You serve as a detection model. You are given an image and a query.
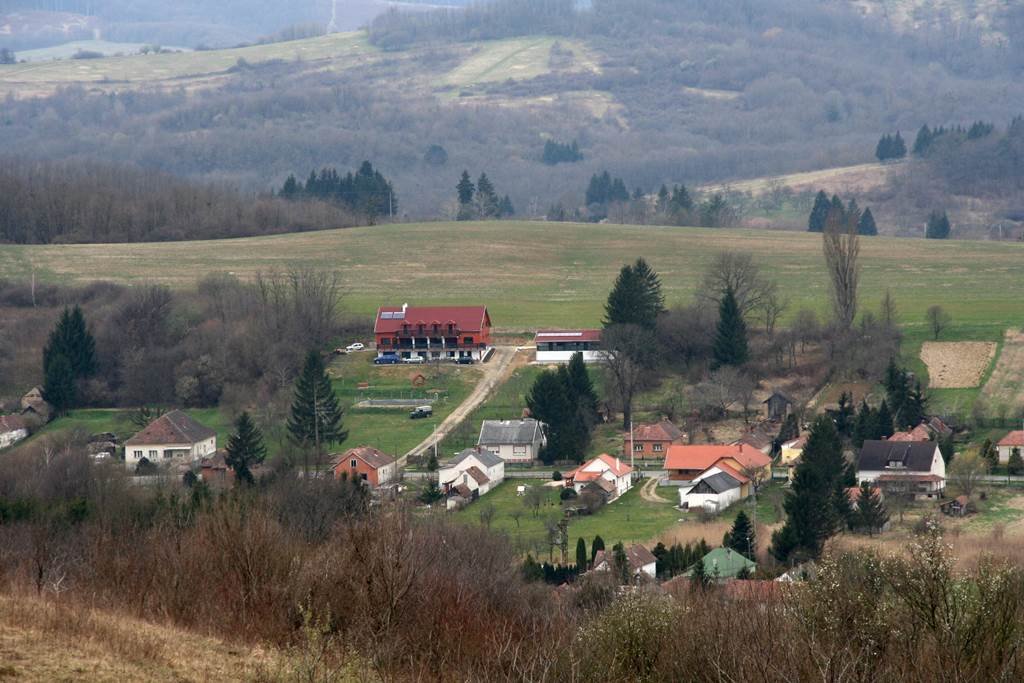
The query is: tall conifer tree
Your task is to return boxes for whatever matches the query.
[712,287,749,368]
[225,411,267,485]
[288,351,347,454]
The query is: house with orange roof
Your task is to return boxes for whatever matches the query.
[625,419,686,460]
[889,424,932,442]
[565,454,633,501]
[997,430,1024,464]
[678,463,750,512]
[662,443,772,484]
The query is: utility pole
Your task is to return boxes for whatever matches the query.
[629,419,634,470]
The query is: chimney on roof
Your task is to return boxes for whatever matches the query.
[402,302,408,315]
[615,457,621,471]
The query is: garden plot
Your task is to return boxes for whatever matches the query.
[981,329,1024,408]
[920,341,996,388]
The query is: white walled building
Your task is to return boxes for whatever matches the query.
[124,410,216,471]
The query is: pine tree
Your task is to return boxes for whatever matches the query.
[875,400,894,439]
[771,415,853,562]
[727,510,756,559]
[835,391,854,437]
[671,184,693,212]
[43,305,96,381]
[631,257,665,327]
[476,173,498,217]
[808,190,830,232]
[526,370,575,463]
[690,555,709,590]
[497,195,515,217]
[912,124,933,156]
[604,259,665,330]
[926,210,951,239]
[281,174,299,197]
[43,353,76,416]
[981,438,998,470]
[854,482,889,536]
[857,207,878,236]
[576,537,588,571]
[1010,449,1024,476]
[829,194,846,224]
[591,535,605,563]
[565,352,599,426]
[875,134,892,161]
[224,411,267,485]
[712,287,749,368]
[287,351,347,454]
[845,199,861,226]
[456,170,475,205]
[892,131,907,158]
[656,185,670,213]
[852,400,876,448]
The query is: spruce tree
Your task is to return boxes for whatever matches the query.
[591,535,605,563]
[456,170,475,205]
[576,537,588,571]
[287,350,347,454]
[43,305,96,380]
[857,207,878,236]
[476,173,498,217]
[604,260,663,329]
[852,400,876,448]
[712,287,749,368]
[526,370,575,463]
[875,400,894,439]
[912,124,933,156]
[771,415,853,562]
[892,131,907,158]
[565,352,599,426]
[808,190,830,232]
[875,134,892,161]
[835,391,854,437]
[1009,448,1024,476]
[981,438,998,470]
[224,411,267,485]
[631,257,665,327]
[926,210,951,239]
[854,482,888,535]
[829,194,846,224]
[557,365,591,461]
[727,510,756,559]
[43,353,76,416]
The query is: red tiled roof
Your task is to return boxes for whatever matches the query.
[998,430,1024,447]
[332,446,396,470]
[664,444,771,473]
[631,420,684,443]
[374,305,489,335]
[568,453,632,481]
[712,461,750,485]
[534,329,601,344]
[0,414,27,432]
[125,410,216,446]
[889,425,932,442]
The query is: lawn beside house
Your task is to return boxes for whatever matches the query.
[456,478,683,559]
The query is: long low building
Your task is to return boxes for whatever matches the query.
[534,329,604,363]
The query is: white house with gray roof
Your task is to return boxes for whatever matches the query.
[439,447,505,509]
[477,418,546,463]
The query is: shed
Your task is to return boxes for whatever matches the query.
[762,391,794,421]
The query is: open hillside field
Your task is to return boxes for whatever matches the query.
[3,221,1023,335]
[699,161,904,198]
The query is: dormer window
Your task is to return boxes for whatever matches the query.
[888,460,904,469]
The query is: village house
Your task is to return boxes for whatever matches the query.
[199,452,233,487]
[687,547,756,581]
[477,418,546,463]
[20,386,52,424]
[439,447,505,509]
[780,435,806,481]
[592,544,657,580]
[564,454,633,501]
[533,329,604,363]
[996,430,1024,464]
[762,391,795,421]
[374,304,492,362]
[625,419,686,460]
[856,439,946,500]
[330,446,398,487]
[663,443,772,484]
[0,414,28,449]
[731,424,774,455]
[678,464,749,513]
[124,410,216,471]
[889,424,932,442]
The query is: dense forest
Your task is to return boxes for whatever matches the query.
[0,158,359,243]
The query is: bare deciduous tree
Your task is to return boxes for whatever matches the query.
[601,324,654,430]
[949,449,987,496]
[699,251,776,319]
[926,305,952,340]
[759,289,789,339]
[823,210,860,330]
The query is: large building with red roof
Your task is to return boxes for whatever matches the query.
[662,443,772,483]
[374,304,492,362]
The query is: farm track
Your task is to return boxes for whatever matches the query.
[403,346,521,462]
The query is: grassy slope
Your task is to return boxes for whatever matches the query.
[4,221,1022,334]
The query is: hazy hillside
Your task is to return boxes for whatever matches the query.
[1,0,1021,236]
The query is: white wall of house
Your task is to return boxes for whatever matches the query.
[0,428,28,449]
[439,454,505,496]
[638,561,657,579]
[125,436,216,470]
[858,445,945,483]
[535,349,607,363]
[377,461,398,485]
[481,442,539,463]
[679,486,741,512]
[997,444,1022,464]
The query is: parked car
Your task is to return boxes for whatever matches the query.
[410,406,433,419]
[402,356,425,364]
[374,354,400,365]
[456,356,475,365]
[346,342,365,353]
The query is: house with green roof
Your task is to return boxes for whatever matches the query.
[686,547,756,581]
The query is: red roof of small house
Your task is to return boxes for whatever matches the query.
[889,425,932,442]
[733,426,773,452]
[125,410,216,446]
[568,453,632,482]
[332,446,396,471]
[783,435,807,449]
[0,414,27,432]
[374,305,490,335]
[711,461,750,485]
[631,420,684,443]
[534,329,602,344]
[593,544,656,573]
[664,444,771,473]
[998,431,1024,447]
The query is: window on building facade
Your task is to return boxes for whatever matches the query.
[653,443,663,452]
[634,443,644,452]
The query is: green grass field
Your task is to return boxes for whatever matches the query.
[459,478,683,557]
[439,37,596,89]
[4,221,1022,336]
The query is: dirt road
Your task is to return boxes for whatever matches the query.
[639,476,670,503]
[403,346,521,462]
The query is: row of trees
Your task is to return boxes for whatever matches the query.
[280,161,396,219]
[875,131,907,161]
[808,191,877,235]
[456,170,514,220]
[542,139,583,165]
[913,121,995,156]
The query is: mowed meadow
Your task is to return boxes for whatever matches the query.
[2,221,1022,333]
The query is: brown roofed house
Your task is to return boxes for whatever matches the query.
[330,446,398,488]
[626,419,686,460]
[0,414,29,449]
[124,410,217,471]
